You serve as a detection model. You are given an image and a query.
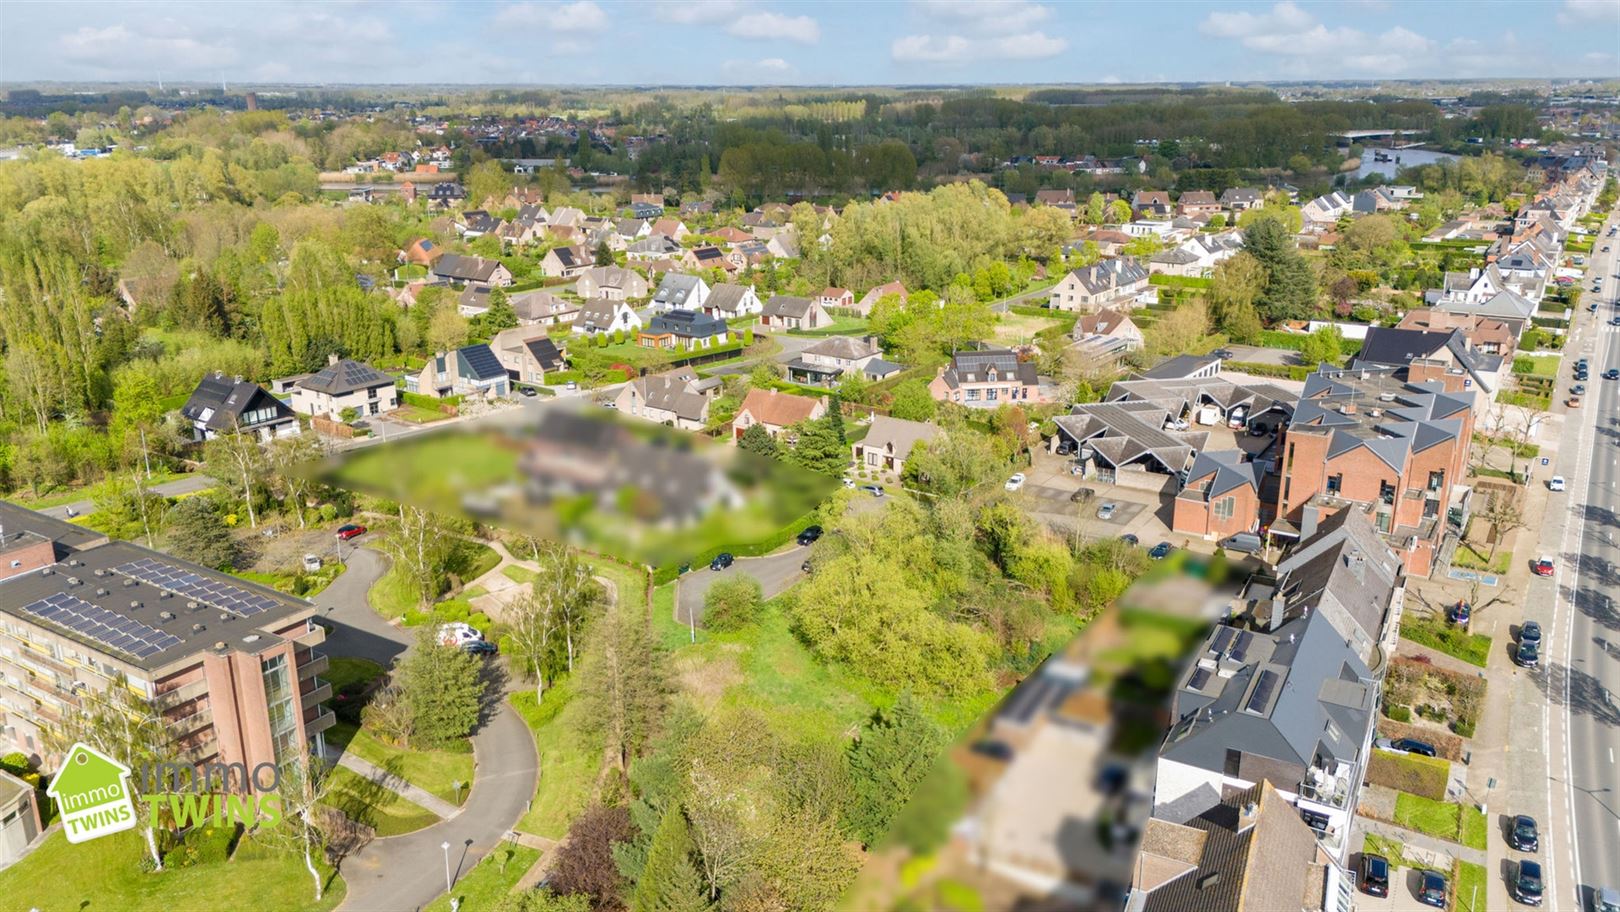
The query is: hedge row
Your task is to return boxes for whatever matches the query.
[400,390,460,410]
[1223,360,1315,382]
[651,508,821,585]
[1256,330,1365,357]
[1148,274,1214,289]
[1367,749,1451,801]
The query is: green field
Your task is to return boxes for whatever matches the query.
[322,765,440,837]
[328,722,475,806]
[0,826,343,912]
[1454,860,1488,912]
[325,657,386,691]
[423,843,543,912]
[510,681,600,839]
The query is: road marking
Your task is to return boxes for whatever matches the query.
[1611,747,1615,764]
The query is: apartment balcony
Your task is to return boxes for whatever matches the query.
[170,705,214,736]
[13,641,76,678]
[300,678,332,711]
[155,678,208,710]
[297,652,329,681]
[303,708,336,737]
[1299,759,1356,810]
[290,624,326,650]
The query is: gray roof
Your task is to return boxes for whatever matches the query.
[863,358,904,379]
[802,335,878,360]
[577,298,629,329]
[704,283,754,314]
[944,348,1038,387]
[1264,508,1400,658]
[762,295,815,319]
[647,309,728,338]
[1064,257,1149,296]
[1184,449,1263,499]
[433,254,504,283]
[1054,401,1208,474]
[653,273,704,308]
[1290,369,1472,473]
[180,372,295,431]
[454,344,506,382]
[631,371,709,422]
[1140,354,1222,380]
[510,289,577,322]
[297,359,395,395]
[859,416,941,463]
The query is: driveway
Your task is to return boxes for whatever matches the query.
[315,544,412,666]
[675,545,811,626]
[1222,344,1297,366]
[40,473,218,519]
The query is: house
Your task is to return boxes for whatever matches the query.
[1352,326,1503,399]
[785,335,887,386]
[702,283,763,320]
[1048,258,1151,312]
[818,287,854,310]
[426,181,466,208]
[929,349,1043,408]
[1175,190,1220,217]
[628,201,662,220]
[575,266,649,301]
[1139,353,1223,380]
[548,206,587,230]
[0,768,42,864]
[1071,307,1144,351]
[759,295,830,331]
[179,372,301,442]
[650,273,711,314]
[691,245,740,274]
[711,226,753,245]
[410,344,509,399]
[291,357,399,420]
[631,193,665,209]
[639,310,731,351]
[649,218,689,241]
[853,281,908,316]
[1395,309,1516,357]
[493,327,568,385]
[1033,188,1076,209]
[1300,191,1352,232]
[432,254,513,287]
[457,284,494,317]
[511,289,580,326]
[540,244,593,279]
[1351,186,1402,214]
[731,388,827,440]
[625,235,686,263]
[402,238,444,267]
[853,415,940,477]
[614,218,650,243]
[1218,187,1264,212]
[613,369,718,430]
[1132,190,1173,220]
[457,210,499,238]
[1171,449,1264,540]
[573,298,642,337]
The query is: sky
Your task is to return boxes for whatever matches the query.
[2,0,1617,87]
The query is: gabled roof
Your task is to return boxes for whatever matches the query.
[736,388,823,428]
[434,254,505,283]
[180,373,294,431]
[704,283,756,313]
[297,359,395,396]
[802,335,879,360]
[1138,782,1323,912]
[577,297,631,326]
[1184,449,1263,499]
[1054,401,1208,475]
[455,344,506,381]
[762,295,816,319]
[647,309,728,338]
[859,415,940,462]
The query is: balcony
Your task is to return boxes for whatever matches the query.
[297,652,329,681]
[304,708,336,737]
[290,624,326,649]
[300,678,332,710]
[155,678,208,710]
[1299,758,1356,810]
[170,705,214,735]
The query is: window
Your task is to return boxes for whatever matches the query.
[965,389,980,402]
[1326,474,1342,494]
[1376,512,1391,532]
[260,653,299,765]
[1428,470,1444,492]
[987,389,999,401]
[1213,496,1235,520]
[1379,481,1395,505]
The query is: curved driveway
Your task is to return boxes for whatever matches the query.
[314,543,411,666]
[675,545,810,626]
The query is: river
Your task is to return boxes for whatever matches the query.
[1352,147,1459,182]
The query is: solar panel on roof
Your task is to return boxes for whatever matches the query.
[1187,667,1212,691]
[1211,626,1236,654]
[1246,669,1280,713]
[1229,630,1253,662]
[113,558,282,617]
[18,593,182,659]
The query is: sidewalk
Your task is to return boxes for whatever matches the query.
[1358,817,1486,867]
[323,744,461,819]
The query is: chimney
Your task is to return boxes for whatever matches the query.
[328,353,340,367]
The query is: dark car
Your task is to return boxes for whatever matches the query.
[970,739,1014,762]
[1212,348,1235,359]
[1248,423,1269,437]
[1418,870,1448,908]
[1520,620,1542,647]
[1360,853,1390,897]
[1070,487,1096,503]
[1573,384,1587,395]
[1608,368,1620,379]
[336,523,367,540]
[1448,601,1471,625]
[709,552,734,571]
[1120,533,1140,546]
[1510,814,1539,852]
[462,639,498,656]
[1392,738,1437,757]
[1149,541,1173,560]
[1610,320,1620,330]
[796,525,823,546]
[1514,859,1543,906]
[1516,638,1540,668]
[859,484,885,498]
[1055,440,1074,456]
[518,386,538,398]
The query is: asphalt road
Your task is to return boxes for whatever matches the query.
[314,543,411,666]
[1546,204,1620,910]
[674,544,811,626]
[39,472,218,519]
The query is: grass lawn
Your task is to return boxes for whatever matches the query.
[423,843,542,912]
[1362,832,1418,868]
[992,311,1064,344]
[510,681,601,839]
[1450,543,1512,574]
[328,432,518,509]
[1393,792,1487,850]
[322,765,440,837]
[1367,749,1451,800]
[391,404,453,424]
[330,721,475,806]
[326,657,386,691]
[502,564,539,584]
[1401,615,1492,668]
[370,563,420,619]
[1454,860,1488,912]
[785,314,869,337]
[0,826,343,912]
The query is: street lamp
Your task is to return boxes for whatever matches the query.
[442,840,452,892]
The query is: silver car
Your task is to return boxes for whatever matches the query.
[1097,502,1119,521]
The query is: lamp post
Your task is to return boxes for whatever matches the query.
[442,840,452,893]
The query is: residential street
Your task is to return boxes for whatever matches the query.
[674,545,811,626]
[314,543,410,666]
[38,472,218,519]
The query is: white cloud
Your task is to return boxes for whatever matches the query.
[656,0,749,25]
[1200,1,1314,39]
[892,30,1065,63]
[1559,0,1620,24]
[722,56,794,78]
[1100,74,1122,84]
[1199,3,1437,74]
[495,1,607,32]
[57,22,238,72]
[911,0,1052,34]
[728,11,820,43]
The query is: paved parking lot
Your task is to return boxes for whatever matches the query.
[1223,343,1298,366]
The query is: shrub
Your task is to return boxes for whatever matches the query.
[704,576,763,631]
[1386,704,1412,722]
[0,752,32,776]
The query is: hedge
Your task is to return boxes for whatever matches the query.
[1223,360,1314,382]
[1256,329,1364,357]
[401,390,461,410]
[1148,274,1213,290]
[651,508,821,585]
[1367,749,1450,800]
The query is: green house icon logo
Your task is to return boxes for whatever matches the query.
[45,742,137,844]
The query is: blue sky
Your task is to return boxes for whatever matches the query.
[2,1,1617,86]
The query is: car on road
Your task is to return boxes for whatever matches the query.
[565,380,578,391]
[1212,348,1235,359]
[1096,502,1119,520]
[1520,620,1542,647]
[1417,870,1448,907]
[1148,541,1173,560]
[1549,475,1567,491]
[1515,638,1540,668]
[1069,487,1096,503]
[336,523,367,540]
[1607,368,1620,379]
[1532,555,1556,577]
[1221,532,1264,554]
[709,552,734,571]
[1120,533,1139,546]
[1005,473,1026,491]
[1514,859,1543,906]
[1510,814,1539,852]
[518,386,537,398]
[1595,886,1620,912]
[1360,853,1389,897]
[796,525,823,546]
[859,484,884,497]
[1447,601,1471,625]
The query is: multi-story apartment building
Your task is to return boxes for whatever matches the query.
[0,502,333,783]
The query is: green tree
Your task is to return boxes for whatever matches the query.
[1297,326,1343,368]
[395,627,486,747]
[164,495,242,569]
[1209,252,1268,338]
[736,423,778,459]
[594,240,614,266]
[467,159,512,209]
[631,809,713,912]
[704,576,763,632]
[1243,217,1318,322]
[846,694,947,846]
[1085,191,1106,225]
[788,417,847,477]
[826,389,846,446]
[577,609,668,772]
[485,286,518,331]
[887,378,936,421]
[1106,198,1132,224]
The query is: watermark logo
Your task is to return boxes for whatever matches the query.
[45,742,137,844]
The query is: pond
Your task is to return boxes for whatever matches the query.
[1353,147,1459,182]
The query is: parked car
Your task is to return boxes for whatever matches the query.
[1055,440,1074,456]
[1417,870,1449,908]
[437,622,482,647]
[1569,396,1583,409]
[1005,473,1026,491]
[1096,502,1119,521]
[1390,738,1437,757]
[1212,348,1235,359]
[1514,860,1543,906]
[462,639,498,656]
[1510,814,1539,852]
[1549,475,1567,491]
[1447,601,1471,625]
[1360,853,1390,897]
[1520,620,1542,648]
[336,523,367,540]
[859,484,884,497]
[1532,556,1556,577]
[796,525,823,546]
[1149,541,1173,560]
[1070,487,1096,503]
[1247,423,1269,437]
[970,739,1014,762]
[1596,885,1620,912]
[709,552,734,571]
[1222,532,1264,554]
[518,386,537,398]
[1516,638,1540,668]
[1119,533,1139,546]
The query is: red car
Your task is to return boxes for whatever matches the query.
[336,523,367,541]
[1531,556,1555,577]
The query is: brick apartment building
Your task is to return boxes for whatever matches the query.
[0,502,334,783]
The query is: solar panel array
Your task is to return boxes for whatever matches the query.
[20,593,182,659]
[114,557,281,617]
[1229,630,1254,663]
[1211,626,1237,655]
[1246,669,1280,713]
[1187,667,1212,691]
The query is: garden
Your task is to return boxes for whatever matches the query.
[1400,612,1492,668]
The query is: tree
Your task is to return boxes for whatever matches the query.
[827,389,846,447]
[577,609,667,772]
[467,159,512,209]
[394,627,486,746]
[383,505,452,607]
[203,423,265,528]
[1085,191,1106,225]
[534,544,602,674]
[265,433,327,528]
[888,378,936,421]
[788,417,847,477]
[505,589,564,703]
[1296,326,1343,368]
[277,750,338,902]
[1480,488,1527,562]
[736,423,778,459]
[1209,252,1267,339]
[1243,217,1318,322]
[427,304,470,354]
[1145,299,1210,359]
[595,240,614,266]
[550,805,634,910]
[164,495,242,570]
[846,694,947,846]
[1106,198,1132,225]
[902,429,1002,498]
[631,809,713,912]
[704,576,762,632]
[485,286,518,331]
